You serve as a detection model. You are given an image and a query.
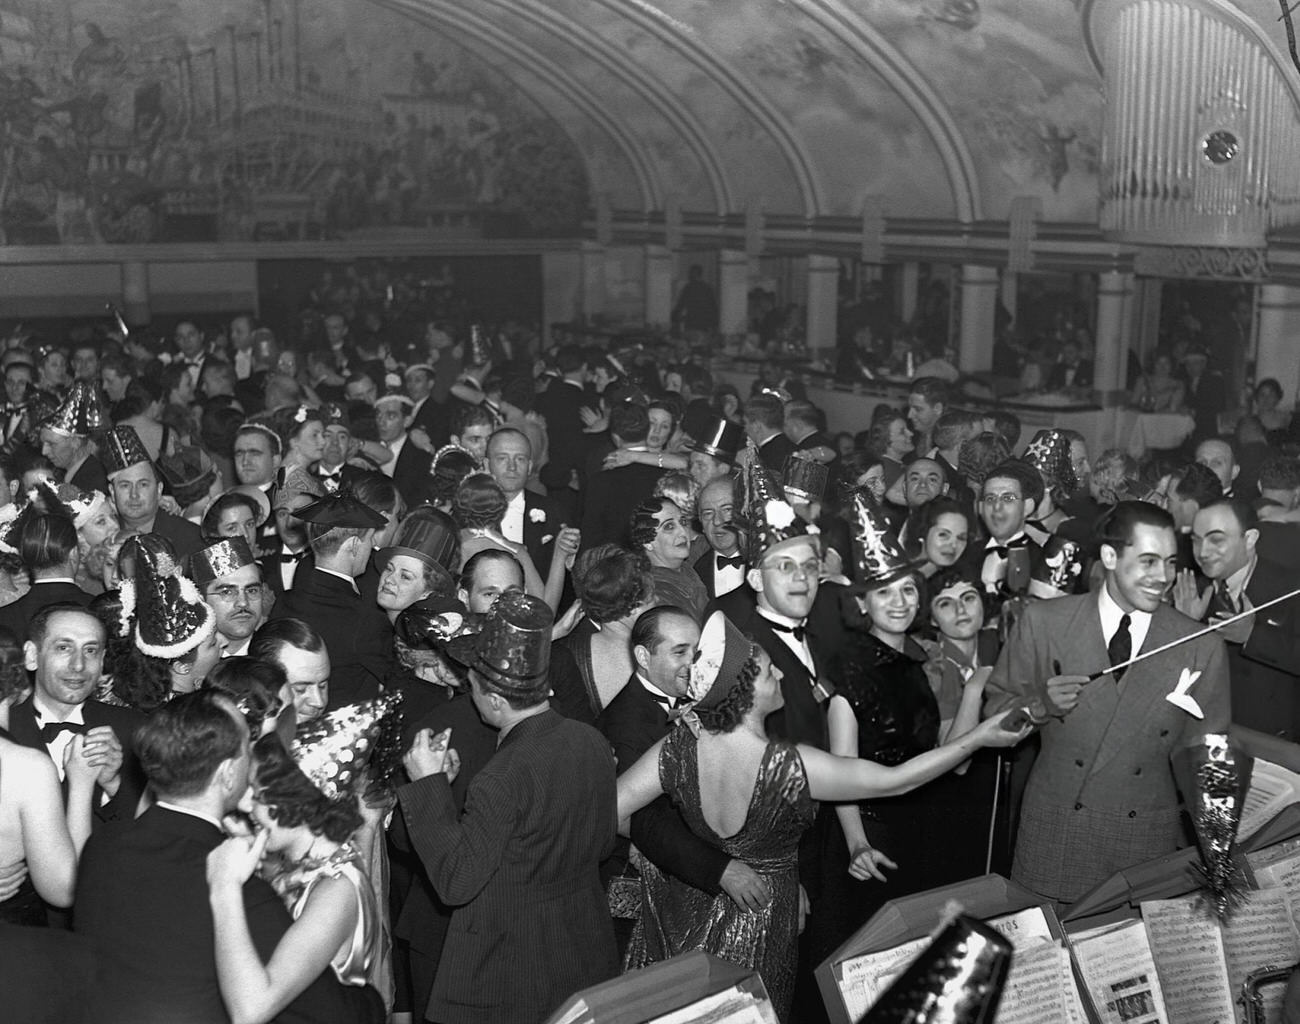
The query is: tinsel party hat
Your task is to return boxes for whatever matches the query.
[1172,733,1253,919]
[863,913,1011,1022]
[41,380,110,437]
[102,424,153,477]
[125,545,215,659]
[53,482,111,531]
[186,537,257,590]
[447,590,553,695]
[1021,428,1078,495]
[1027,534,1086,599]
[292,693,404,801]
[782,454,829,504]
[741,450,813,563]
[0,494,36,554]
[850,489,915,588]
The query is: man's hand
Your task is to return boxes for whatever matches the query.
[1211,609,1254,645]
[1173,569,1212,621]
[719,859,771,913]
[847,843,898,882]
[579,407,608,434]
[403,728,451,782]
[1044,674,1089,716]
[82,726,123,797]
[408,427,434,453]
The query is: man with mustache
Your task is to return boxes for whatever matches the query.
[693,475,746,600]
[187,538,266,659]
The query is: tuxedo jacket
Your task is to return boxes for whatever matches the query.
[7,696,145,828]
[259,546,314,601]
[535,379,590,492]
[579,462,664,550]
[69,455,109,494]
[693,548,747,602]
[398,710,617,1024]
[757,433,797,475]
[0,579,93,643]
[149,509,205,559]
[597,674,729,894]
[391,436,434,508]
[1209,555,1300,740]
[986,592,1230,902]
[411,396,450,449]
[271,568,387,709]
[522,490,565,576]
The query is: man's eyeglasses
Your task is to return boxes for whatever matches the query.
[208,584,264,603]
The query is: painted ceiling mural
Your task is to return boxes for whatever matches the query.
[4,0,1287,248]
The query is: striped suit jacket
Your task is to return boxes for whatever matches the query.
[398,708,618,1024]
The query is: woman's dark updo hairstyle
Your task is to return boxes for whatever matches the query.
[572,544,654,625]
[0,625,27,702]
[629,496,676,550]
[200,491,262,542]
[269,405,324,451]
[88,590,134,690]
[206,657,286,736]
[694,649,760,733]
[252,732,363,844]
[431,449,479,505]
[452,473,507,531]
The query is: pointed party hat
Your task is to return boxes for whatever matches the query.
[850,489,916,589]
[128,545,215,659]
[102,424,153,478]
[292,693,404,801]
[741,450,814,563]
[1022,428,1077,495]
[0,494,36,555]
[40,380,110,437]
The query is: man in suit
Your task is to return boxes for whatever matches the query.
[599,606,769,907]
[102,425,204,558]
[74,690,335,1024]
[581,402,664,549]
[906,376,950,455]
[375,393,434,507]
[743,393,796,474]
[188,538,267,659]
[269,490,389,709]
[249,617,332,725]
[1045,337,1093,391]
[261,469,321,599]
[1196,438,1241,498]
[6,605,145,830]
[534,344,591,497]
[401,593,618,1024]
[967,460,1045,623]
[405,362,450,450]
[985,500,1231,904]
[686,414,744,492]
[0,510,93,643]
[694,474,747,600]
[487,427,564,574]
[172,319,208,389]
[1182,345,1227,443]
[1176,497,1300,739]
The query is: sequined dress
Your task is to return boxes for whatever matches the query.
[626,727,816,1022]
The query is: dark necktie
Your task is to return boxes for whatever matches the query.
[40,720,87,745]
[769,620,807,643]
[281,549,306,564]
[715,553,745,571]
[1108,613,1132,682]
[1216,580,1237,615]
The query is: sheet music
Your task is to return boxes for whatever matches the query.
[1071,918,1169,1024]
[993,939,1081,1024]
[986,906,1054,946]
[1141,895,1234,1024]
[836,936,930,1022]
[1221,888,1300,1024]
[1238,759,1300,841]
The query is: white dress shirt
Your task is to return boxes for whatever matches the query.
[712,551,745,598]
[32,696,84,782]
[757,606,816,675]
[1097,584,1152,660]
[382,433,407,478]
[501,491,526,545]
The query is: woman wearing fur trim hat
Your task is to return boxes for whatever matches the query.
[617,610,1029,1021]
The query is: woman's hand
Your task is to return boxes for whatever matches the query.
[551,600,584,641]
[554,525,581,569]
[974,709,1034,747]
[63,734,99,790]
[602,448,634,469]
[847,843,898,882]
[579,407,608,434]
[206,829,269,890]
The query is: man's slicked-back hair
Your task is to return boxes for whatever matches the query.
[135,690,245,799]
[1171,461,1223,507]
[909,376,951,407]
[1095,500,1175,552]
[28,602,103,648]
[249,616,326,666]
[630,604,695,657]
[1200,495,1259,533]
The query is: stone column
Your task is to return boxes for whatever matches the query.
[897,262,919,324]
[1256,283,1300,410]
[643,244,674,330]
[577,241,606,323]
[718,249,750,336]
[957,264,999,373]
[1094,271,1135,401]
[805,254,839,364]
[121,261,150,326]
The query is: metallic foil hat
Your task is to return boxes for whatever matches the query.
[187,537,257,589]
[686,611,755,711]
[292,693,402,801]
[1027,534,1086,599]
[126,546,215,659]
[41,380,110,437]
[454,591,553,694]
[743,453,813,563]
[782,454,829,504]
[687,414,744,462]
[57,483,111,530]
[377,507,460,588]
[1021,428,1078,495]
[850,489,915,589]
[102,425,153,478]
[157,445,217,506]
[395,601,477,651]
[863,914,1011,1023]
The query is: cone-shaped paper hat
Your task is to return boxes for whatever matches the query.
[1022,428,1078,495]
[850,489,915,589]
[41,380,110,437]
[743,452,813,563]
[129,545,215,659]
[292,693,403,801]
[102,425,153,478]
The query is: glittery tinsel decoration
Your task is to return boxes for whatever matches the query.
[1174,733,1252,920]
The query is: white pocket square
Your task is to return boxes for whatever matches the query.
[1165,667,1204,719]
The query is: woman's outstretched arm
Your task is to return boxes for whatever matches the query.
[615,737,667,836]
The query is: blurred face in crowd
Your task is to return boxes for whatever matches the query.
[205,565,266,644]
[230,316,254,351]
[930,579,984,642]
[234,430,280,487]
[325,315,348,348]
[101,365,130,403]
[111,462,163,529]
[1069,438,1090,491]
[634,612,700,700]
[405,368,435,404]
[980,473,1033,542]
[688,450,728,490]
[1195,440,1238,493]
[345,375,378,405]
[857,463,886,503]
[697,477,740,557]
[1191,504,1256,583]
[72,346,100,382]
[275,494,312,551]
[749,537,819,621]
[887,417,914,459]
[647,408,674,452]
[906,393,942,437]
[860,574,920,638]
[454,422,492,464]
[487,432,532,499]
[175,321,204,360]
[458,555,525,614]
[322,423,351,469]
[904,458,946,509]
[273,643,330,723]
[924,512,969,568]
[5,364,32,405]
[1101,522,1177,614]
[25,610,105,711]
[40,427,85,470]
[643,501,691,570]
[78,502,119,548]
[40,350,70,389]
[375,403,408,444]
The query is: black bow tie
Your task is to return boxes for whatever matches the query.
[317,466,342,481]
[716,553,745,570]
[645,690,676,712]
[40,720,87,744]
[987,536,1029,558]
[768,621,807,643]
[280,549,307,564]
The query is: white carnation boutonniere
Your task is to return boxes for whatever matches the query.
[1166,667,1204,719]
[529,508,546,524]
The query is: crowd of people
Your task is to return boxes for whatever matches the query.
[0,310,1296,1024]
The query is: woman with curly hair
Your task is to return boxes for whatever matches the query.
[617,611,1027,1021]
[556,544,655,715]
[269,405,326,479]
[631,496,708,622]
[903,494,975,579]
[450,473,551,604]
